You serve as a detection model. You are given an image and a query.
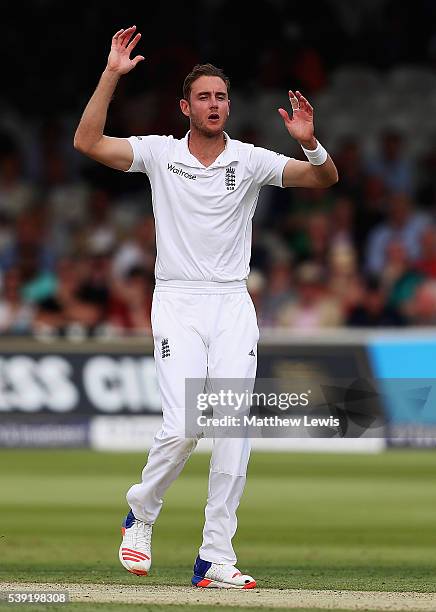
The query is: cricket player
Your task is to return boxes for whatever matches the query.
[74,26,338,589]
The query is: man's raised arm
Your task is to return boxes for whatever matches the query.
[73,26,144,171]
[278,90,339,189]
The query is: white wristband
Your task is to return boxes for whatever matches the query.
[301,140,328,165]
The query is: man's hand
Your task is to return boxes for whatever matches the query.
[278,90,316,149]
[107,26,144,75]
[73,25,144,169]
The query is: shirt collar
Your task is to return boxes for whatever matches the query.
[173,131,239,168]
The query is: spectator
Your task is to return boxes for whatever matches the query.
[43,153,89,256]
[415,225,436,278]
[405,281,436,326]
[0,133,33,218]
[108,266,153,335]
[79,189,118,258]
[55,257,81,313]
[330,195,356,250]
[65,287,107,338]
[0,207,56,275]
[334,137,366,203]
[365,192,430,275]
[112,215,155,279]
[380,239,425,311]
[64,253,112,337]
[0,268,33,335]
[327,242,361,315]
[366,129,414,195]
[347,276,405,327]
[0,212,14,256]
[261,260,295,325]
[354,175,386,258]
[415,143,436,209]
[289,211,331,266]
[32,296,64,338]
[275,262,343,329]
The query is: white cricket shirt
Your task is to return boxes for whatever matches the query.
[126,132,290,284]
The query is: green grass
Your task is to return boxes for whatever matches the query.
[0,448,436,598]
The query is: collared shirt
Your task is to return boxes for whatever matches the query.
[126,132,290,283]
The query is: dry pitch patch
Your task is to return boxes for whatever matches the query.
[2,583,436,611]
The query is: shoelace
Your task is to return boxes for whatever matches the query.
[132,521,152,551]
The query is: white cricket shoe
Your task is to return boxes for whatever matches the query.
[192,555,256,589]
[119,509,152,576]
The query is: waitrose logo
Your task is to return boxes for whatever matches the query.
[167,163,197,180]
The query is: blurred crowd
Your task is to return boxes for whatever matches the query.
[0,0,435,336]
[248,129,436,330]
[0,119,435,338]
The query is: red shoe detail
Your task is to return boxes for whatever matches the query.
[242,580,256,589]
[128,569,148,576]
[122,555,148,562]
[195,578,212,587]
[121,548,150,560]
[232,571,242,578]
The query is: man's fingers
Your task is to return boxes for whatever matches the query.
[289,90,299,111]
[302,99,313,114]
[112,29,125,48]
[119,25,136,47]
[127,33,141,52]
[112,29,125,40]
[296,91,313,114]
[132,55,145,67]
[278,108,291,124]
[286,88,314,118]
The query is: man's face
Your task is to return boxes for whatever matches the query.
[181,76,229,137]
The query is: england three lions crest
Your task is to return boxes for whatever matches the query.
[225,167,236,191]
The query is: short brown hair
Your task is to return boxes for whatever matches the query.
[182,63,230,101]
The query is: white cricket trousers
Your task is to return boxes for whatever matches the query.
[126,280,259,565]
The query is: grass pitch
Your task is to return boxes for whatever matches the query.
[0,448,435,610]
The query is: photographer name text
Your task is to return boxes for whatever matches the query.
[197,415,340,428]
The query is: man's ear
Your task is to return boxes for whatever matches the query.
[227,99,230,116]
[180,98,190,118]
